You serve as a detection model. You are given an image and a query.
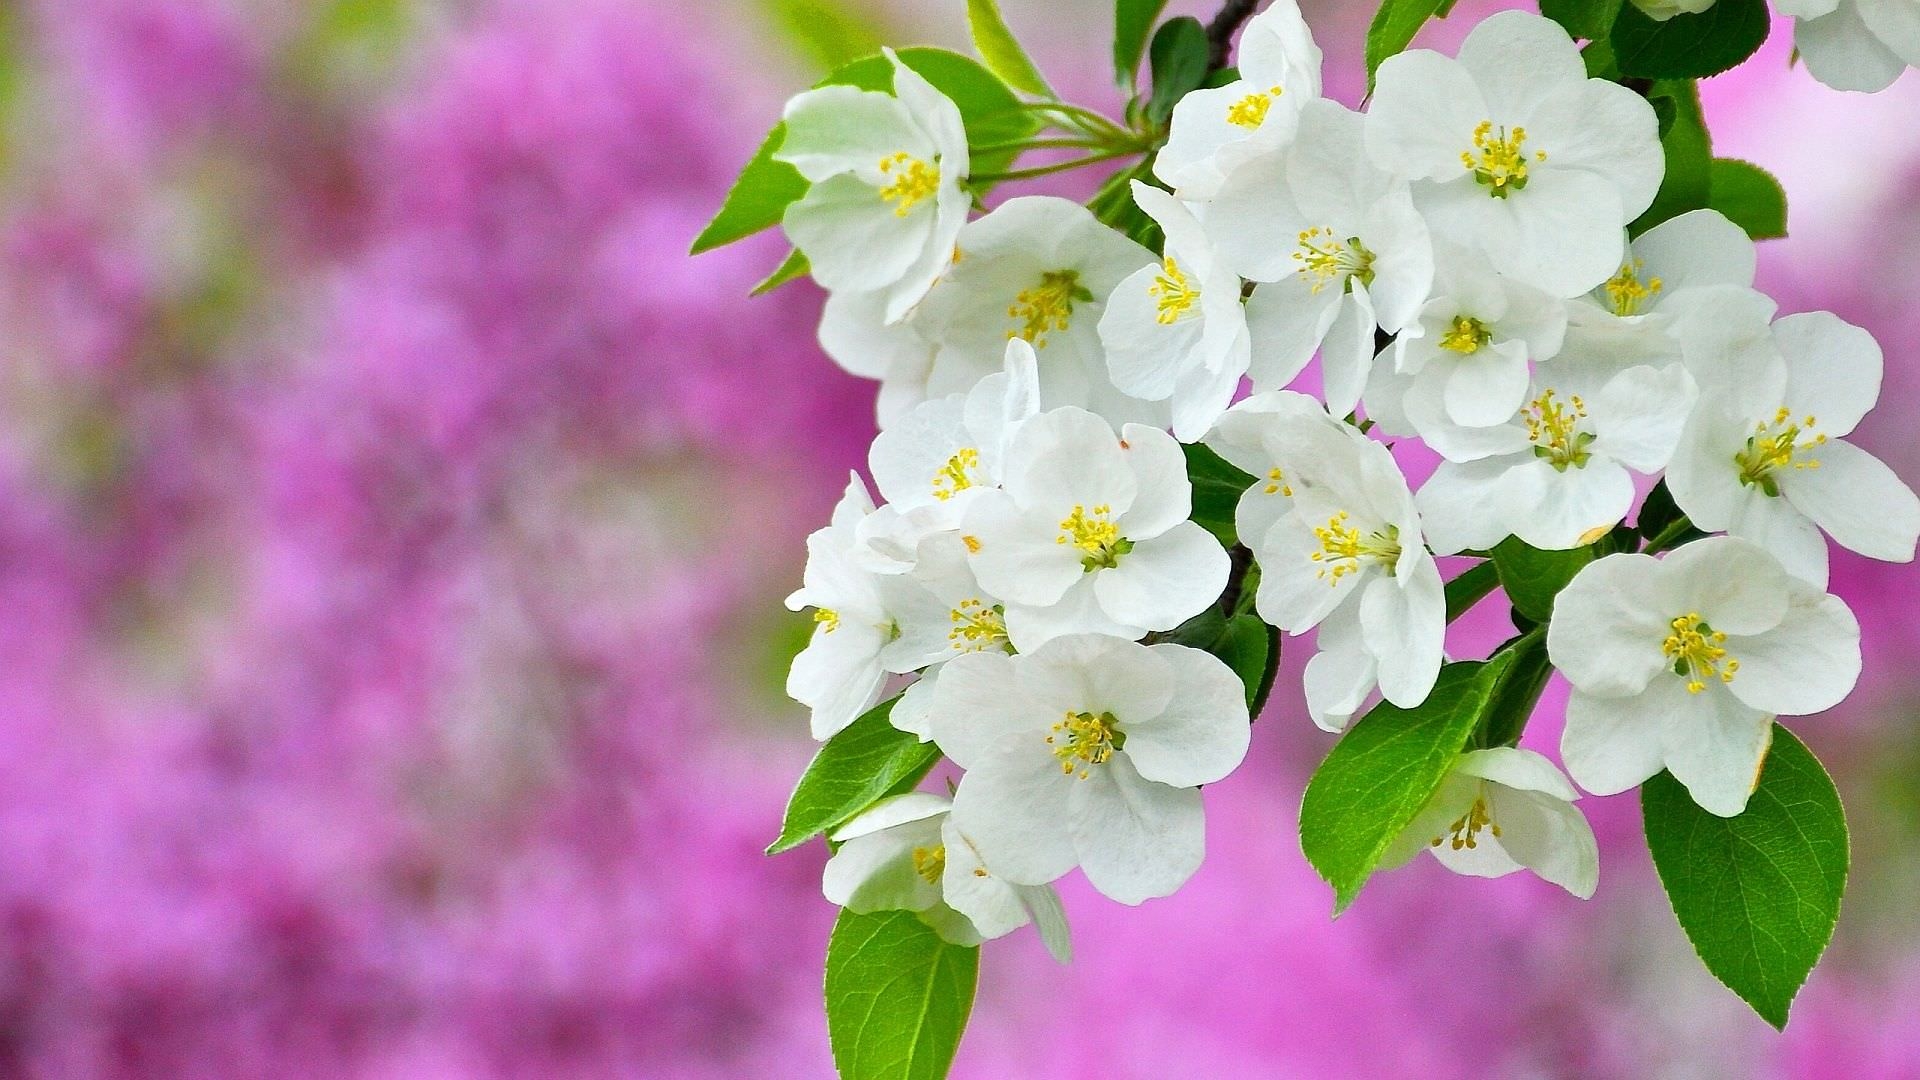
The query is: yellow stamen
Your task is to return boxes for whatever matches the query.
[1663,612,1738,694]
[1308,510,1401,583]
[813,608,841,633]
[877,151,940,216]
[932,447,981,501]
[1735,407,1826,497]
[1431,795,1502,851]
[1263,467,1292,497]
[1046,709,1121,779]
[961,534,981,554]
[1603,258,1664,316]
[1225,85,1284,129]
[1056,503,1133,571]
[1461,121,1541,198]
[948,598,1009,652]
[1524,389,1594,471]
[1439,315,1493,354]
[911,845,946,884]
[1007,269,1092,348]
[1150,257,1199,324]
[1292,228,1376,294]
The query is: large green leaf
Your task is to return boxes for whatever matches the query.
[967,0,1053,97]
[1114,0,1172,87]
[1364,0,1449,93]
[1643,724,1848,1029]
[1709,158,1788,241]
[691,126,809,256]
[1217,613,1282,716]
[1145,16,1209,125]
[1539,0,1620,40]
[761,0,887,73]
[768,697,941,855]
[826,909,979,1080]
[1183,442,1255,548]
[1443,560,1499,622]
[1299,654,1515,914]
[1477,630,1551,749]
[1610,0,1768,79]
[1492,537,1594,625]
[1631,79,1710,237]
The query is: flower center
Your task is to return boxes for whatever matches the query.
[1460,122,1543,198]
[948,598,1009,652]
[1057,503,1133,571]
[1432,794,1502,851]
[1439,315,1493,354]
[932,447,982,501]
[1603,258,1664,316]
[813,608,841,633]
[1663,612,1739,694]
[1292,229,1376,294]
[911,844,946,884]
[877,151,940,216]
[1524,389,1594,471]
[1007,269,1093,348]
[1047,709,1122,779]
[1150,257,1199,324]
[1735,408,1827,497]
[1309,510,1401,583]
[1225,85,1284,129]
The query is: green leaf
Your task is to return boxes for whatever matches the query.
[1491,537,1594,624]
[967,0,1053,98]
[1146,16,1209,125]
[826,909,979,1080]
[1643,724,1848,1029]
[1364,0,1448,93]
[761,0,887,73]
[1299,654,1515,914]
[1216,613,1282,715]
[690,126,810,256]
[1709,158,1788,240]
[1539,0,1620,40]
[752,248,812,295]
[1183,442,1256,548]
[1631,79,1711,237]
[1114,0,1171,87]
[768,697,941,855]
[1610,0,1769,79]
[1478,630,1552,748]
[1443,560,1500,622]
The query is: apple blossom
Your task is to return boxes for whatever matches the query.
[1776,0,1919,93]
[1391,245,1567,429]
[1154,0,1322,198]
[1378,748,1599,899]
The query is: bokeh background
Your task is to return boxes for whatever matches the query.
[0,0,1916,1075]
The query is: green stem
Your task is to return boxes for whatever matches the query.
[970,135,1111,153]
[1013,100,1135,142]
[1643,515,1696,555]
[969,148,1144,184]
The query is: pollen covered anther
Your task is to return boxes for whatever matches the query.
[877,151,940,216]
[1150,257,1199,324]
[931,447,981,501]
[1461,121,1541,197]
[1292,228,1376,293]
[1046,709,1122,778]
[1309,510,1401,583]
[1008,269,1093,348]
[1663,612,1739,693]
[1225,85,1285,129]
[1735,408,1827,496]
[1057,504,1133,570]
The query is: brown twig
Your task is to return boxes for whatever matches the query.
[1205,0,1262,71]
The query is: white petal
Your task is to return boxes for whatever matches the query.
[1456,11,1586,121]
[1002,577,1142,650]
[1321,287,1380,418]
[1495,167,1628,299]
[823,816,945,913]
[928,651,1046,769]
[1509,458,1634,551]
[1547,553,1671,697]
[1561,681,1681,796]
[1524,78,1664,221]
[789,622,889,740]
[1413,457,1523,554]
[1124,645,1252,787]
[1016,634,1174,721]
[1782,439,1920,564]
[1592,363,1697,473]
[1117,424,1193,539]
[1001,407,1138,517]
[1359,565,1444,709]
[1726,588,1860,717]
[1017,884,1073,964]
[1660,535,1792,635]
[1857,0,1920,65]
[950,737,1079,886]
[1093,522,1230,631]
[1727,488,1832,588]
[777,85,921,181]
[1253,514,1363,631]
[939,819,1030,940]
[1442,343,1532,428]
[890,667,940,741]
[1488,787,1600,899]
[1665,403,1750,531]
[1302,600,1377,732]
[1069,755,1206,904]
[870,393,972,509]
[962,492,1083,607]
[832,792,952,841]
[1795,4,1907,93]
[1099,263,1200,401]
[1777,311,1883,438]
[784,173,929,293]
[1365,49,1485,181]
[1662,687,1774,818]
[1632,209,1756,293]
[1245,277,1341,389]
[1457,747,1580,801]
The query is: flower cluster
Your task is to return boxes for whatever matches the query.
[745,0,1917,1042]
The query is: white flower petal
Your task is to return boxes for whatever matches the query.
[1777,311,1883,438]
[1488,787,1599,899]
[1561,681,1680,796]
[1455,11,1586,121]
[1020,634,1175,722]
[1359,565,1444,709]
[784,173,931,293]
[927,651,1041,769]
[1457,747,1581,801]
[1116,424,1193,540]
[939,819,1030,940]
[1245,277,1341,388]
[1795,4,1907,93]
[1591,362,1696,473]
[1659,535,1793,635]
[963,491,1083,607]
[1001,407,1138,516]
[950,737,1080,886]
[1003,577,1143,650]
[1092,522,1230,632]
[1303,600,1377,732]
[1510,458,1634,551]
[1661,686,1774,818]
[777,85,921,181]
[1069,754,1206,904]
[1726,588,1860,717]
[1631,208,1756,293]
[1016,884,1073,964]
[1547,552,1672,696]
[1123,645,1252,787]
[1782,439,1920,564]
[1366,49,1486,181]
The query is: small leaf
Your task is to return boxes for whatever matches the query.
[1364,0,1448,93]
[1709,158,1788,240]
[1491,537,1594,624]
[967,0,1053,98]
[1114,0,1171,87]
[1299,654,1515,914]
[1477,630,1551,749]
[768,697,941,855]
[1216,613,1282,716]
[690,125,809,255]
[1643,724,1848,1029]
[1631,79,1711,237]
[1610,0,1769,80]
[1636,478,1693,541]
[1183,442,1255,548]
[1146,16,1209,125]
[1443,560,1499,622]
[762,0,886,72]
[1539,0,1620,41]
[826,909,979,1080]
[752,248,811,296]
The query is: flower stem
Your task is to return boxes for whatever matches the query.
[1642,515,1697,555]
[969,148,1145,184]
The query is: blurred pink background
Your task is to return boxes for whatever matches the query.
[0,0,1916,1076]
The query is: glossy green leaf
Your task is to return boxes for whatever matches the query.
[1610,0,1769,79]
[1643,724,1848,1029]
[1477,630,1551,749]
[1216,613,1282,716]
[1443,560,1500,622]
[691,126,809,256]
[1492,537,1594,624]
[1709,158,1788,240]
[826,909,979,1080]
[768,697,941,855]
[1631,79,1711,237]
[1114,0,1171,87]
[1364,0,1448,92]
[761,0,887,72]
[967,0,1053,97]
[1183,442,1256,548]
[1146,16,1209,125]
[752,248,812,296]
[1539,0,1620,40]
[1300,654,1514,914]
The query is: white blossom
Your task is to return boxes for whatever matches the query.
[1391,245,1567,429]
[933,635,1251,904]
[1366,11,1663,298]
[1548,537,1861,816]
[776,50,970,321]
[824,792,1072,961]
[1378,748,1599,898]
[1777,0,1919,93]
[1154,0,1323,198]
[817,288,939,428]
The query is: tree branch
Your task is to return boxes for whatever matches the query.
[1206,0,1261,71]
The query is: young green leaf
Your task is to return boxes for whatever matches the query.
[1114,0,1171,87]
[966,0,1054,98]
[752,248,811,296]
[763,0,887,72]
[1216,613,1282,716]
[1630,79,1711,237]
[1709,158,1788,240]
[1364,0,1448,92]
[826,909,980,1080]
[768,697,941,855]
[1443,560,1500,622]
[1477,630,1551,749]
[690,125,809,255]
[1183,442,1255,548]
[1539,0,1619,41]
[1643,724,1848,1030]
[1610,0,1768,80]
[1491,537,1594,624]
[1299,653,1515,914]
[1146,16,1209,125]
